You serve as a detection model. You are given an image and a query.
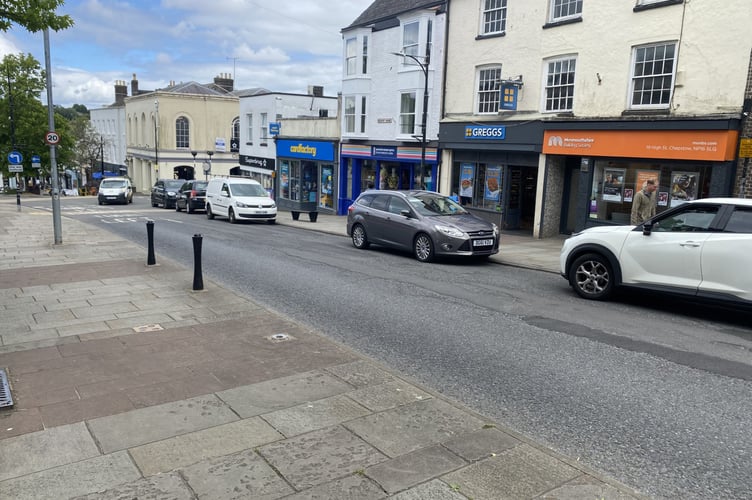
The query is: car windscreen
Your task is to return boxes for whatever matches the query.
[230,183,268,197]
[408,194,468,216]
[100,180,126,188]
[164,180,184,190]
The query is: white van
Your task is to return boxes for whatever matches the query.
[98,177,133,205]
[205,177,277,224]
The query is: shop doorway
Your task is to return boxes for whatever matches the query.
[379,162,414,190]
[560,157,581,234]
[504,166,537,231]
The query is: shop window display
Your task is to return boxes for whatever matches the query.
[590,160,709,223]
[452,162,504,210]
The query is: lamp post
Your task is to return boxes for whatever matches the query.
[205,151,213,181]
[191,150,197,179]
[154,100,159,179]
[392,51,429,190]
[99,135,105,177]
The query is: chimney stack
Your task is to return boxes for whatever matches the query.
[114,80,127,105]
[213,72,234,93]
[131,73,139,95]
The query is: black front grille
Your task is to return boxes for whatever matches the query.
[467,230,494,237]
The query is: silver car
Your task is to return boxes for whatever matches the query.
[347,190,499,262]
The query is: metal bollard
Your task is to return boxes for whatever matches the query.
[146,220,156,266]
[16,191,20,211]
[192,234,204,291]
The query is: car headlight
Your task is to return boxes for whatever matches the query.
[492,223,499,236]
[435,225,466,238]
[236,202,249,208]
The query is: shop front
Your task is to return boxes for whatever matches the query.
[542,123,740,234]
[233,155,275,195]
[438,121,543,231]
[338,143,438,215]
[276,138,338,220]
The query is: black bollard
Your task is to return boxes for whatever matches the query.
[16,191,20,207]
[146,220,156,266]
[192,234,204,291]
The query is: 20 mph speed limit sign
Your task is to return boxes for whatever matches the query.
[45,131,60,145]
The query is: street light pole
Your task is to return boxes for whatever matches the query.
[100,135,105,177]
[191,150,197,179]
[392,51,429,190]
[154,100,159,179]
[205,151,213,181]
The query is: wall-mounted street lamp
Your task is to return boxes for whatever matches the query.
[392,50,430,190]
[190,150,197,179]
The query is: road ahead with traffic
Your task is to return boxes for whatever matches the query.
[28,194,752,499]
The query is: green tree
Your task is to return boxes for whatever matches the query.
[0,0,73,32]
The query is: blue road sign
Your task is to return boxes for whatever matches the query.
[8,151,22,164]
[32,155,41,163]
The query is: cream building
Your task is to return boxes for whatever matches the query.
[125,75,240,192]
[440,0,752,237]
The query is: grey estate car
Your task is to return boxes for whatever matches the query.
[346,190,500,262]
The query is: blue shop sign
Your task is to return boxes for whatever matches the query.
[269,123,280,136]
[464,125,506,140]
[277,139,334,161]
[372,146,397,159]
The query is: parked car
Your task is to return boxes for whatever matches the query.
[560,198,752,306]
[175,180,208,213]
[205,177,277,223]
[97,177,133,205]
[346,190,499,262]
[151,179,185,209]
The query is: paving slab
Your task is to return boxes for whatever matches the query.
[130,417,284,476]
[262,394,371,436]
[217,370,353,417]
[441,426,521,462]
[441,444,582,500]
[389,479,468,500]
[538,474,641,500]
[87,394,238,453]
[258,425,387,490]
[181,448,295,499]
[70,471,195,500]
[347,379,433,412]
[0,451,140,500]
[325,360,396,387]
[0,422,99,481]
[366,444,467,494]
[283,475,386,500]
[344,398,485,457]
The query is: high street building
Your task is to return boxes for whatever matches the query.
[440,0,752,237]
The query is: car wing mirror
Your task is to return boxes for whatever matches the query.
[642,221,653,236]
[400,209,412,218]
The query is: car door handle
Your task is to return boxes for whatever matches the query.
[679,241,701,247]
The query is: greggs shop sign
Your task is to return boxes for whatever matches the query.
[542,130,738,162]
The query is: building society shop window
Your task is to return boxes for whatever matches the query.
[589,159,709,223]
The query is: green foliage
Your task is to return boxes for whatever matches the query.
[0,0,74,33]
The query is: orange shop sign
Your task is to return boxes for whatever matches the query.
[543,129,738,162]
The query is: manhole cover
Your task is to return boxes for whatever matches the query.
[267,333,294,342]
[133,324,164,333]
[0,368,14,409]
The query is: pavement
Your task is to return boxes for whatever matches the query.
[0,194,646,500]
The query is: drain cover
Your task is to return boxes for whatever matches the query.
[133,324,164,333]
[267,333,294,342]
[0,368,14,409]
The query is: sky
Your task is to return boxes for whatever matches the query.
[0,0,374,110]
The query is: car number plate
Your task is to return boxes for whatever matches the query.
[473,239,494,247]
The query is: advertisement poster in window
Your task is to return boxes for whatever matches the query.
[280,162,289,199]
[624,188,634,203]
[602,168,625,202]
[634,170,659,194]
[459,163,475,203]
[320,166,333,209]
[658,192,669,206]
[670,171,698,207]
[484,166,502,201]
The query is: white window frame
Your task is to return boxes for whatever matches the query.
[399,92,417,136]
[345,37,357,76]
[344,95,356,134]
[360,96,367,134]
[480,0,507,36]
[246,113,253,143]
[543,56,577,113]
[549,0,582,23]
[629,41,677,110]
[402,21,420,58]
[476,65,502,114]
[260,112,268,143]
[362,36,369,74]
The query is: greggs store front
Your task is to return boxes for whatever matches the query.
[540,121,740,236]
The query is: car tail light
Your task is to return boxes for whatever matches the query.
[190,190,197,197]
[347,205,355,213]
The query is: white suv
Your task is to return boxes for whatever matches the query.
[205,177,276,224]
[560,198,752,306]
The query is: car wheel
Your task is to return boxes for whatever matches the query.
[206,204,214,219]
[175,202,181,212]
[414,233,434,262]
[98,199,103,206]
[569,253,614,300]
[151,199,158,208]
[187,204,194,214]
[351,224,370,249]
[228,208,236,224]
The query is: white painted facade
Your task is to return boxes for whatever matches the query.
[90,105,127,176]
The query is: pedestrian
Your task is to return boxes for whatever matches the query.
[630,178,657,225]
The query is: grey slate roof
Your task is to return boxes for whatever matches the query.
[344,0,445,31]
[161,81,228,96]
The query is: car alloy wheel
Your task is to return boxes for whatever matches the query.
[414,233,434,262]
[351,224,369,249]
[206,204,214,219]
[570,253,613,300]
[228,208,236,224]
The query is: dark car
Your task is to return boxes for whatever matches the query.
[175,180,208,213]
[346,190,500,262]
[151,179,185,209]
